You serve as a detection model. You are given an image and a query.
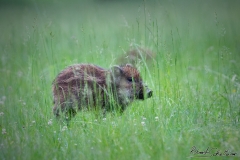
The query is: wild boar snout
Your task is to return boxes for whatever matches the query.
[146,88,153,98]
[137,85,153,100]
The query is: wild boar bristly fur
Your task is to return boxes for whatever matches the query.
[52,64,152,118]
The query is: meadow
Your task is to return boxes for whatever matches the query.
[0,0,239,159]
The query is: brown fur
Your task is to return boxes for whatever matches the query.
[117,47,156,65]
[52,64,152,118]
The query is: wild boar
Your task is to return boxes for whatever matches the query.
[52,64,152,118]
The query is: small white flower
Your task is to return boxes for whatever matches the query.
[17,71,23,77]
[2,96,6,101]
[111,122,116,127]
[155,116,159,121]
[32,120,36,124]
[141,121,145,126]
[2,128,6,134]
[142,117,147,121]
[61,126,67,132]
[103,118,106,121]
[0,112,4,116]
[48,119,52,125]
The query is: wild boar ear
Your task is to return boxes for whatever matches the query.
[111,65,123,77]
[125,64,133,67]
[110,65,123,83]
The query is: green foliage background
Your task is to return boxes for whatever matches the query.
[0,0,239,159]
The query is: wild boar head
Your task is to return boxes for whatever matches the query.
[110,64,152,106]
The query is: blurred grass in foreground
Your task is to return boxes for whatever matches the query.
[0,0,239,159]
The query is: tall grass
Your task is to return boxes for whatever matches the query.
[0,0,239,159]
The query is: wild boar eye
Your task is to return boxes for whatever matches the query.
[127,77,133,82]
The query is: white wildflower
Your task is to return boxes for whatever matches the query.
[17,71,23,77]
[141,121,145,126]
[48,119,53,125]
[2,96,6,101]
[111,121,116,127]
[61,126,67,132]
[2,128,6,134]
